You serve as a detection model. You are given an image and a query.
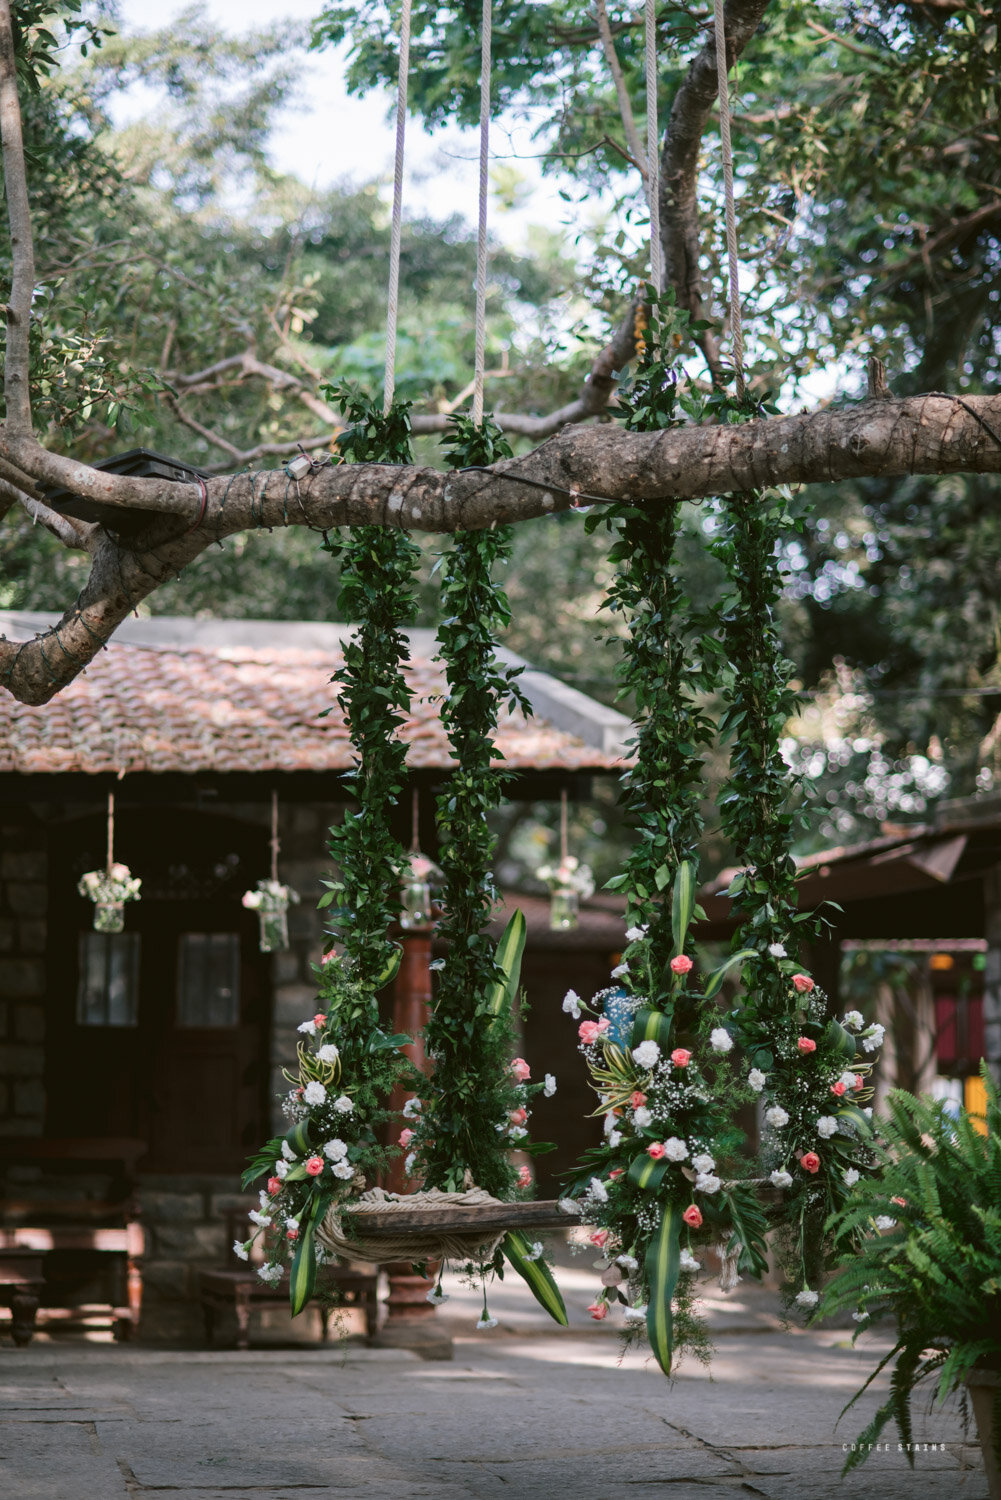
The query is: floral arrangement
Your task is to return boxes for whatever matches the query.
[241,879,300,953]
[241,949,416,1311]
[536,854,595,900]
[77,862,141,932]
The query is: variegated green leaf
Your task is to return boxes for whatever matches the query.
[671,861,698,953]
[486,909,527,1018]
[703,948,756,999]
[645,1204,682,1376]
[502,1231,568,1326]
[836,1102,874,1138]
[627,1152,670,1192]
[825,1018,858,1060]
[631,1007,673,1050]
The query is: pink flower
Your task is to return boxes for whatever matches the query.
[670,1048,691,1068]
[578,1020,609,1045]
[792,974,815,994]
[286,1227,299,1242]
[646,1142,666,1159]
[305,1156,325,1177]
[399,1128,414,1148]
[670,954,694,975]
[509,1107,528,1126]
[313,1012,327,1028]
[797,1036,817,1054]
[630,1091,647,1108]
[682,1205,703,1229]
[853,1074,864,1091]
[510,1057,532,1081]
[891,1195,907,1208]
[590,1230,609,1248]
[267,1177,282,1196]
[587,1301,608,1321]
[801,1152,821,1174]
[831,1080,847,1096]
[609,1168,624,1180]
[517,1165,532,1188]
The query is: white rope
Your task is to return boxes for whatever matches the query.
[713,0,745,398]
[383,0,413,415]
[645,0,662,294]
[472,0,492,426]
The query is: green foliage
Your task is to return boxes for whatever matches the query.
[501,1231,568,1326]
[821,1069,1001,1475]
[412,414,532,1197]
[320,390,420,986]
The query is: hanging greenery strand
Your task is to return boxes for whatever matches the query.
[320,383,421,990]
[410,413,530,1197]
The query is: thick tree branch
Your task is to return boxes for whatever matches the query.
[0,0,36,437]
[4,389,1001,706]
[659,0,771,379]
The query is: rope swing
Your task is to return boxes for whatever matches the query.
[473,0,492,425]
[713,0,745,396]
[645,0,662,293]
[383,0,413,412]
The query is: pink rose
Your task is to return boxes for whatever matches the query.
[590,1229,609,1248]
[267,1177,282,1196]
[682,1205,703,1229]
[801,1152,821,1174]
[510,1057,532,1081]
[891,1195,907,1207]
[517,1165,532,1188]
[830,1080,847,1096]
[587,1301,608,1321]
[646,1142,666,1159]
[670,1048,691,1068]
[608,1168,624,1180]
[796,1036,817,1054]
[313,1012,327,1028]
[509,1107,528,1126]
[286,1227,299,1242]
[853,1074,864,1091]
[578,1020,609,1045]
[399,1128,414,1148]
[792,974,815,994]
[670,954,694,974]
[305,1156,325,1177]
[630,1091,647,1108]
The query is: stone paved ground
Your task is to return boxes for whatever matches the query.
[0,1268,990,1500]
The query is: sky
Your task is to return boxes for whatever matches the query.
[113,0,560,248]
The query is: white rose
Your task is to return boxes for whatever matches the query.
[303,1080,326,1106]
[692,1152,715,1174]
[843,1010,863,1030]
[710,1027,733,1053]
[588,1176,609,1203]
[770,1169,793,1189]
[611,962,629,980]
[297,1019,317,1036]
[816,1116,838,1139]
[232,1240,250,1262]
[748,1069,767,1092]
[874,1216,896,1231]
[695,1172,721,1194]
[765,1106,789,1128]
[544,1074,557,1097]
[317,1044,339,1064]
[331,1160,354,1180]
[323,1138,348,1160]
[631,1040,660,1069]
[795,1289,819,1308]
[333,1094,355,1114]
[625,925,646,942]
[274,1160,290,1180]
[562,990,582,1020]
[664,1137,688,1162]
[280,1140,296,1162]
[843,1168,860,1187]
[768,943,787,958]
[632,1106,652,1128]
[607,1129,622,1148]
[679,1249,701,1272]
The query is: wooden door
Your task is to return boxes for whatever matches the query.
[47,809,272,1172]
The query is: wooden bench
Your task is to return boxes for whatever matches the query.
[0,1137,146,1341]
[198,1210,379,1349]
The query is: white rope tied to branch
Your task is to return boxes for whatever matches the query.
[713,0,745,398]
[383,0,413,415]
[645,0,662,293]
[473,0,492,426]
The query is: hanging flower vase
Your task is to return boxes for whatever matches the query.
[242,879,299,953]
[78,864,142,934]
[400,854,439,930]
[536,855,594,933]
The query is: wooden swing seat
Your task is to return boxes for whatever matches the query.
[340,1199,571,1239]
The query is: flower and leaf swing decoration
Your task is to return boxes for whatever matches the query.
[238,0,888,1371]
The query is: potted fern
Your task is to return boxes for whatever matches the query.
[820,1064,1001,1495]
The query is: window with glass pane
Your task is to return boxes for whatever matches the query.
[77,933,141,1027]
[177,933,240,1028]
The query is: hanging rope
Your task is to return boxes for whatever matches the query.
[269,789,280,884]
[473,0,492,425]
[559,787,569,864]
[106,790,115,875]
[645,0,662,294]
[713,0,745,397]
[383,0,413,414]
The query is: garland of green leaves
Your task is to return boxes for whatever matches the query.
[407,413,536,1198]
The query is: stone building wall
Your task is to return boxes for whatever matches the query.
[0,806,48,1140]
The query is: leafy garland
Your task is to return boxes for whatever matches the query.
[243,383,423,1311]
[406,413,540,1198]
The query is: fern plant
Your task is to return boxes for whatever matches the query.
[821,1065,1001,1476]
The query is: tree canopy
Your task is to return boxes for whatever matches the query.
[0,0,999,846]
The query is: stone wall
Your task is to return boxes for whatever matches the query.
[0,807,47,1139]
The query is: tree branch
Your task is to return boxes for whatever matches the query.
[595,0,647,187]
[0,0,36,437]
[3,389,1001,705]
[659,0,772,379]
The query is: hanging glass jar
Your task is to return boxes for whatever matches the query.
[400,854,438,930]
[242,879,299,953]
[78,864,142,934]
[536,856,595,932]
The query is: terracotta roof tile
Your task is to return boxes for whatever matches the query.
[0,642,626,777]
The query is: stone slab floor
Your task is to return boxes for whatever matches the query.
[0,1272,990,1500]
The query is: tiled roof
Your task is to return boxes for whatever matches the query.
[0,639,626,777]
